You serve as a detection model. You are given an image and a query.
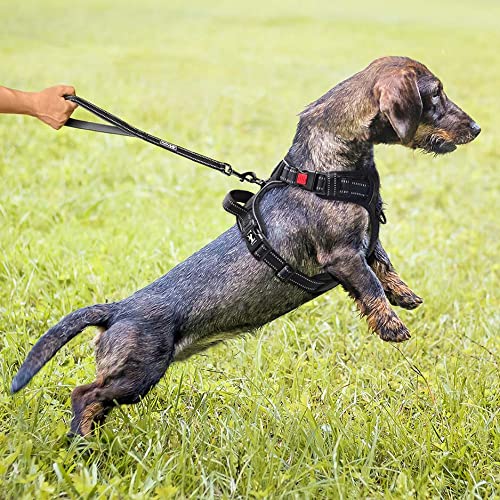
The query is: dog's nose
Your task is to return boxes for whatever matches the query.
[470,122,481,137]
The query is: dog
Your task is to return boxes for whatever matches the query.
[11,56,480,436]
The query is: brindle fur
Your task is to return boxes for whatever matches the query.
[11,56,480,436]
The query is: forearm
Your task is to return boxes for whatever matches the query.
[0,86,37,115]
[0,84,77,129]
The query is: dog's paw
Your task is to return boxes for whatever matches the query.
[378,271,423,310]
[377,314,411,342]
[386,289,423,310]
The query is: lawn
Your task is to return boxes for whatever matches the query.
[0,0,499,498]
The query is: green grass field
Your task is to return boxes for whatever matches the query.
[1,1,499,498]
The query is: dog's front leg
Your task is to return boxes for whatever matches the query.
[324,250,411,342]
[369,240,423,310]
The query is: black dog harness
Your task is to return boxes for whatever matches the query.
[63,95,384,295]
[223,159,384,294]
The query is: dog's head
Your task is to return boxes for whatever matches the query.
[369,56,480,154]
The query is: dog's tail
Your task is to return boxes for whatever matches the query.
[10,303,114,394]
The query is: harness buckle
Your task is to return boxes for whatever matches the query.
[296,170,317,191]
[296,172,308,185]
[277,265,294,282]
[253,242,271,260]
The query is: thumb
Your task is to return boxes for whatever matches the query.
[59,85,76,96]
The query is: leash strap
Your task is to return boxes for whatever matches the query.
[63,95,265,187]
[64,95,383,295]
[65,118,132,137]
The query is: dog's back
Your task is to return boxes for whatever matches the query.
[11,57,480,436]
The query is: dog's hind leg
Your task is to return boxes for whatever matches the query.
[70,320,175,436]
[369,241,423,310]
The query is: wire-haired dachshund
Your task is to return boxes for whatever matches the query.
[11,56,480,436]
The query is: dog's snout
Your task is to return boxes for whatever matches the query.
[470,121,481,137]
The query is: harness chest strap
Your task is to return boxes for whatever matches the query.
[223,188,339,294]
[271,159,385,246]
[223,160,385,295]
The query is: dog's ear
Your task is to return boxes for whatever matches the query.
[376,69,422,144]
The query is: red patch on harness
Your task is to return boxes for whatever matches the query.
[296,173,308,185]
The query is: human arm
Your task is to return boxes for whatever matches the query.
[0,85,78,129]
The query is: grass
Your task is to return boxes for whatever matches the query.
[1,0,499,497]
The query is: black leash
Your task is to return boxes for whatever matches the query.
[63,95,265,187]
[64,95,384,296]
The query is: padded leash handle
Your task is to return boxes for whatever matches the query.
[63,95,265,186]
[65,118,132,136]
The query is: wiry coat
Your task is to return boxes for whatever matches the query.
[11,56,480,436]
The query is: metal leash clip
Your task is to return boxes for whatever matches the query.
[233,170,266,186]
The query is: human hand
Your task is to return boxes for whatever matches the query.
[32,85,78,129]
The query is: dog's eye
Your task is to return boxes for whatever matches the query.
[431,94,440,109]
